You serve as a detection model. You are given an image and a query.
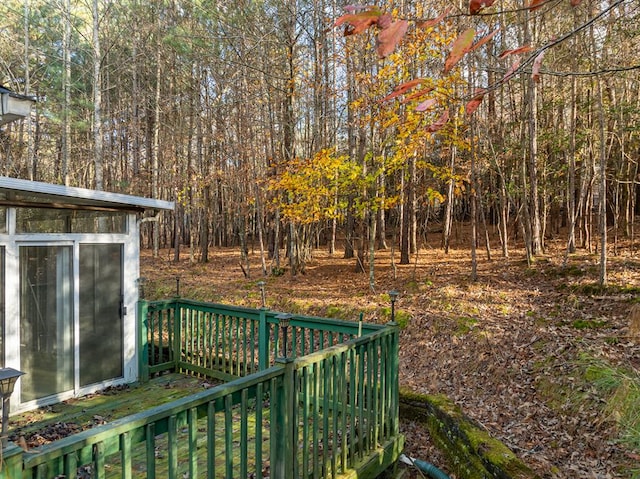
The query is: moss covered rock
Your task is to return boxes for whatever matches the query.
[399,389,540,479]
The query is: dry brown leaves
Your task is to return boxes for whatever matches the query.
[140,239,639,478]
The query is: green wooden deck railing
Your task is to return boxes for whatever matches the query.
[2,299,403,479]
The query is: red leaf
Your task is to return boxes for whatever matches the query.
[532,50,545,82]
[380,79,425,102]
[529,0,546,10]
[377,13,393,30]
[444,28,475,74]
[469,0,496,14]
[426,111,449,132]
[377,20,409,58]
[469,28,500,52]
[416,98,437,112]
[400,86,435,103]
[416,8,451,29]
[570,0,582,5]
[335,7,382,36]
[503,59,520,82]
[465,88,486,115]
[499,45,532,59]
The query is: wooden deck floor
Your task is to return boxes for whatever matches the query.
[9,374,271,478]
[10,374,213,447]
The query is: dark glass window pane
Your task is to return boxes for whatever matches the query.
[80,244,124,386]
[16,209,126,234]
[20,246,74,402]
[0,247,4,367]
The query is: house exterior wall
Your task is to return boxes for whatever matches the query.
[0,209,141,412]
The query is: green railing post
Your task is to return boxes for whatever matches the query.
[389,325,400,438]
[0,443,24,479]
[272,357,295,478]
[174,300,182,372]
[138,300,150,383]
[387,291,400,439]
[258,308,269,370]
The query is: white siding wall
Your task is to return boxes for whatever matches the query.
[0,210,142,412]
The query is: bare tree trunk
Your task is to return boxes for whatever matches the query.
[173,199,181,263]
[527,82,542,255]
[254,182,268,276]
[62,0,71,185]
[480,193,492,261]
[200,186,210,263]
[239,212,249,277]
[497,163,510,258]
[470,118,478,281]
[524,12,542,256]
[400,161,411,265]
[330,181,337,255]
[151,17,161,258]
[92,0,103,190]
[377,169,388,250]
[24,0,35,181]
[631,159,638,256]
[410,154,417,255]
[368,208,376,291]
[520,151,533,265]
[592,30,608,285]
[273,208,281,269]
[442,145,456,254]
[565,75,578,262]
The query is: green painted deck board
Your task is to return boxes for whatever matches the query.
[11,374,272,478]
[11,374,211,443]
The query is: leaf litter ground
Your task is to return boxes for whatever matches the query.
[137,239,637,478]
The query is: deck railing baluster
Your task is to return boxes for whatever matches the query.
[348,347,357,468]
[7,300,401,479]
[145,423,156,479]
[301,366,310,478]
[207,401,216,479]
[188,407,198,479]
[224,394,233,478]
[94,441,105,479]
[35,461,47,478]
[63,451,77,479]
[240,389,249,478]
[331,355,339,477]
[167,414,178,479]
[254,381,264,479]
[121,431,132,479]
[234,316,240,375]
[312,360,320,478]
[372,340,380,449]
[340,351,348,472]
[322,357,330,476]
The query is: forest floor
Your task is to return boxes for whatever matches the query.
[140,234,640,479]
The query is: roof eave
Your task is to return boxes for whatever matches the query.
[0,176,175,212]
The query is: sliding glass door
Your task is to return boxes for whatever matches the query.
[20,246,74,402]
[0,247,4,368]
[79,244,123,386]
[19,243,124,401]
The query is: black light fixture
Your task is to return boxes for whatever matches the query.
[0,368,24,447]
[0,85,36,126]
[276,313,293,359]
[389,290,399,324]
[258,281,266,308]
